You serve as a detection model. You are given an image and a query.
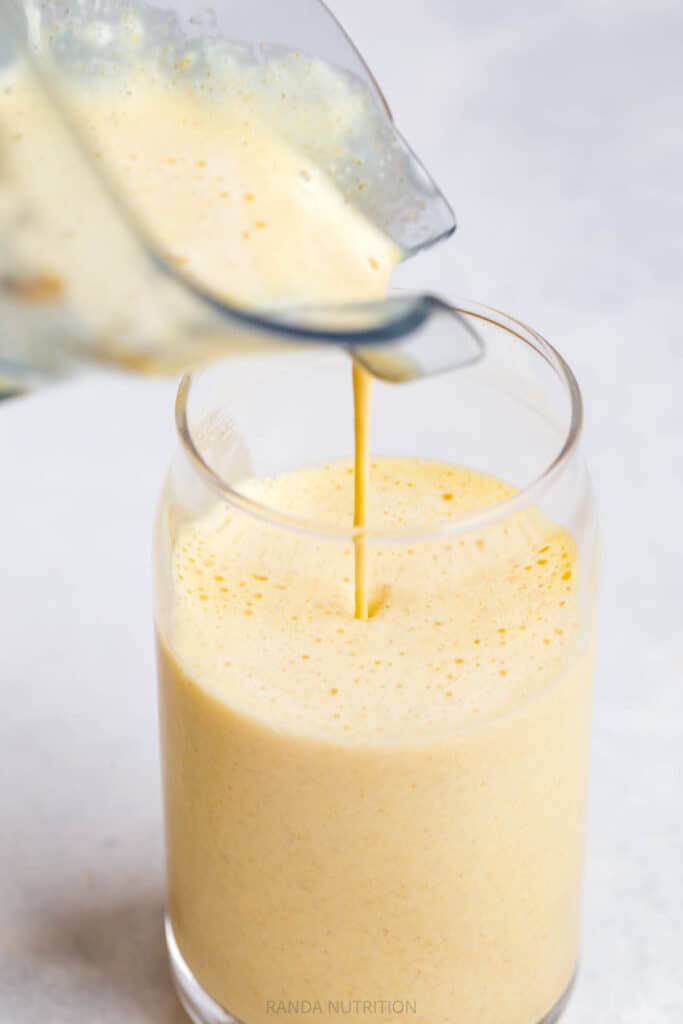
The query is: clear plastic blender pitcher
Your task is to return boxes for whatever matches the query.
[0,0,483,393]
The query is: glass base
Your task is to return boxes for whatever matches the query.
[165,916,576,1024]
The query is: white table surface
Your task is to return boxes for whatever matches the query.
[2,1,682,1021]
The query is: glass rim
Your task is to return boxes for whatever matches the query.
[175,299,584,542]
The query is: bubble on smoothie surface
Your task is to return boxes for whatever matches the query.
[169,457,581,741]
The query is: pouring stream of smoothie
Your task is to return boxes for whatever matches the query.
[352,363,372,619]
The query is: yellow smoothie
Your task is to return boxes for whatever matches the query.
[0,60,399,309]
[158,458,592,1024]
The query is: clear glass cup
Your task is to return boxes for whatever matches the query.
[154,300,599,1024]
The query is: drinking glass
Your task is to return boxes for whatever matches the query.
[153,300,598,1024]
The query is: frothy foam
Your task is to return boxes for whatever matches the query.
[168,457,581,740]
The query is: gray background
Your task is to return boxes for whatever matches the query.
[1,1,682,1021]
